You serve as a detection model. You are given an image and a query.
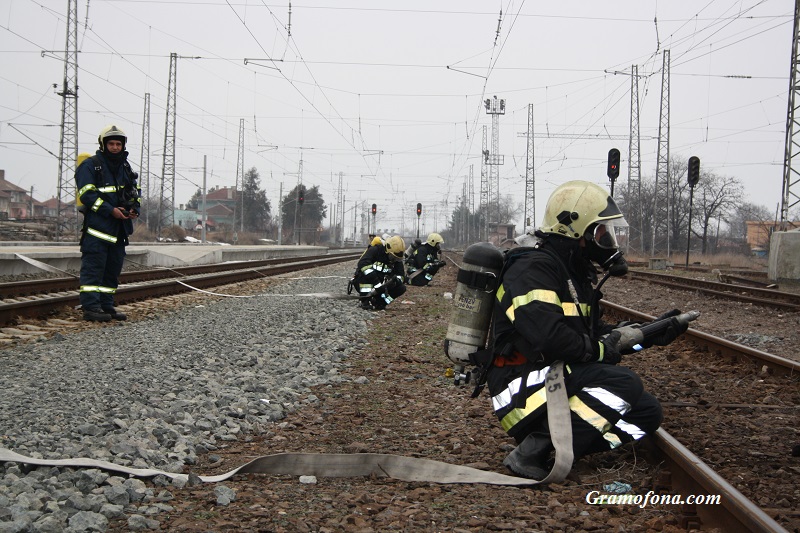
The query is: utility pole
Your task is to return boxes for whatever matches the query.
[651,50,671,256]
[201,155,207,243]
[140,93,151,229]
[484,96,505,242]
[277,182,283,245]
[524,103,535,231]
[782,0,800,229]
[628,65,643,253]
[236,118,245,233]
[55,0,79,241]
[479,126,488,241]
[337,171,344,246]
[340,194,346,247]
[292,157,303,245]
[468,164,475,244]
[157,52,177,239]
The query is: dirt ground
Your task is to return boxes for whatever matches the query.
[139,262,747,533]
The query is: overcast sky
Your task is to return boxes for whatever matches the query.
[0,1,794,237]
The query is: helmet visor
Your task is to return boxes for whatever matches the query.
[588,217,627,250]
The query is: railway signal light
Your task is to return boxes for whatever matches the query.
[687,156,700,187]
[416,203,422,217]
[371,203,377,215]
[607,148,620,181]
[298,187,305,206]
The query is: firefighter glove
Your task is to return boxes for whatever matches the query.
[597,330,622,365]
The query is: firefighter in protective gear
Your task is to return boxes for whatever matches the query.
[76,125,141,322]
[352,235,407,310]
[406,232,446,286]
[485,180,686,480]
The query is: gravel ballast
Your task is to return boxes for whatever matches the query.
[0,266,367,532]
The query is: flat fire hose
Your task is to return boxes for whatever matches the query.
[0,364,573,487]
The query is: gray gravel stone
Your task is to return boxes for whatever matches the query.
[0,264,370,530]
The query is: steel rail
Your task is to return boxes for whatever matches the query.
[0,254,359,325]
[0,252,361,299]
[601,300,800,376]
[648,429,790,532]
[626,270,800,311]
[603,300,794,531]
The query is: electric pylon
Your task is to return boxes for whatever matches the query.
[651,50,671,256]
[524,103,535,231]
[628,65,643,252]
[782,0,800,229]
[479,126,488,241]
[55,0,79,241]
[139,93,151,228]
[157,52,177,238]
[337,171,344,245]
[484,96,505,239]
[236,118,245,232]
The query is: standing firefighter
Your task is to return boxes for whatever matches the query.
[76,125,141,322]
[406,232,446,286]
[485,180,688,479]
[350,235,407,310]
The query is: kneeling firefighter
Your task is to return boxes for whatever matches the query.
[406,232,446,286]
[350,235,407,310]
[467,180,689,481]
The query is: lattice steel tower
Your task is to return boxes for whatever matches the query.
[628,65,643,251]
[479,126,488,241]
[651,50,671,255]
[139,93,151,228]
[484,96,505,236]
[157,53,177,237]
[55,0,79,241]
[782,0,800,228]
[236,118,245,232]
[524,103,536,230]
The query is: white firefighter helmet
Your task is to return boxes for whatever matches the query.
[385,235,406,261]
[426,232,444,247]
[98,125,127,150]
[540,180,627,248]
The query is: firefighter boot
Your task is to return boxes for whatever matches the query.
[503,430,554,480]
[103,307,127,321]
[83,307,111,322]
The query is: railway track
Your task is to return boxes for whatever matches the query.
[0,252,361,325]
[601,300,797,532]
[1,251,796,531]
[625,269,800,312]
[444,251,800,532]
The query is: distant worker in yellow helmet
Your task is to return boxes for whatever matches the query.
[75,125,141,322]
[349,235,407,310]
[406,232,446,286]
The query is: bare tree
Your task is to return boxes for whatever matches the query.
[726,202,772,241]
[692,172,743,253]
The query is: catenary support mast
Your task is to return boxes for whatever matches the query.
[782,0,800,229]
[55,0,79,241]
[157,53,177,238]
[524,103,535,231]
[139,93,151,228]
[628,65,643,252]
[236,118,245,232]
[651,50,671,256]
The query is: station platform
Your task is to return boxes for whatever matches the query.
[0,242,328,276]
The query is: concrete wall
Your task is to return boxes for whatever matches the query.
[768,230,800,282]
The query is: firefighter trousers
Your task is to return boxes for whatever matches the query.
[79,234,126,310]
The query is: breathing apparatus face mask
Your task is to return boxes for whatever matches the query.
[583,218,629,276]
